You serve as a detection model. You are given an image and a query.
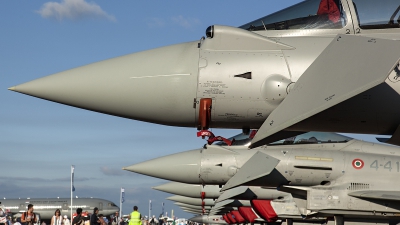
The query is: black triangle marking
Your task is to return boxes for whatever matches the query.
[234,72,252,79]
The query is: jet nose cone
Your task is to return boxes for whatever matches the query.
[152,182,207,198]
[10,41,200,127]
[189,215,227,224]
[152,182,222,199]
[152,182,182,192]
[167,195,215,206]
[123,149,201,183]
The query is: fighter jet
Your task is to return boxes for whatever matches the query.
[124,132,400,224]
[167,195,216,207]
[1,197,118,220]
[156,183,322,224]
[153,180,382,224]
[8,0,400,145]
[188,215,227,225]
[174,202,212,211]
[153,182,221,199]
[158,184,364,225]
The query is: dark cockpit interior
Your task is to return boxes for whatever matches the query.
[240,0,400,31]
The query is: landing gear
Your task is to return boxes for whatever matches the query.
[334,215,344,225]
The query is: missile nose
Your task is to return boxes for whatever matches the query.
[123,149,202,183]
[10,41,200,127]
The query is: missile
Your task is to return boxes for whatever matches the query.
[153,182,221,199]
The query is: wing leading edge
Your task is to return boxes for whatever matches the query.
[349,190,400,201]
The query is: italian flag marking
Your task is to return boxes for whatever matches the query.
[352,159,364,169]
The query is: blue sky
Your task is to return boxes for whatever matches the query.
[0,0,387,219]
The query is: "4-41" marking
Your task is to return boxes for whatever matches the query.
[369,160,400,172]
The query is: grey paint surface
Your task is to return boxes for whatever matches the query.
[166,195,215,207]
[252,35,400,147]
[126,135,400,221]
[216,186,291,202]
[153,182,221,199]
[220,151,280,191]
[8,0,400,142]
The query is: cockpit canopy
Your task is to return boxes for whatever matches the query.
[214,131,352,146]
[240,0,400,31]
[240,0,347,31]
[353,0,400,29]
[268,131,351,145]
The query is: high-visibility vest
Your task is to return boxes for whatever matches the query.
[129,211,141,225]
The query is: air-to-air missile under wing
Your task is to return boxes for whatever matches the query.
[124,132,400,224]
[8,0,400,145]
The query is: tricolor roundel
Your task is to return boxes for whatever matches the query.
[352,159,364,169]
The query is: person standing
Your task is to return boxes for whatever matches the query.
[111,212,119,225]
[142,217,147,225]
[21,204,37,225]
[13,218,22,225]
[96,215,106,225]
[63,216,70,225]
[149,216,157,225]
[90,208,100,225]
[128,206,141,225]
[51,209,62,225]
[72,208,83,225]
[6,216,12,225]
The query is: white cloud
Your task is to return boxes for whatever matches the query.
[100,166,132,176]
[36,0,116,22]
[171,15,200,29]
[146,16,201,29]
[146,18,166,28]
